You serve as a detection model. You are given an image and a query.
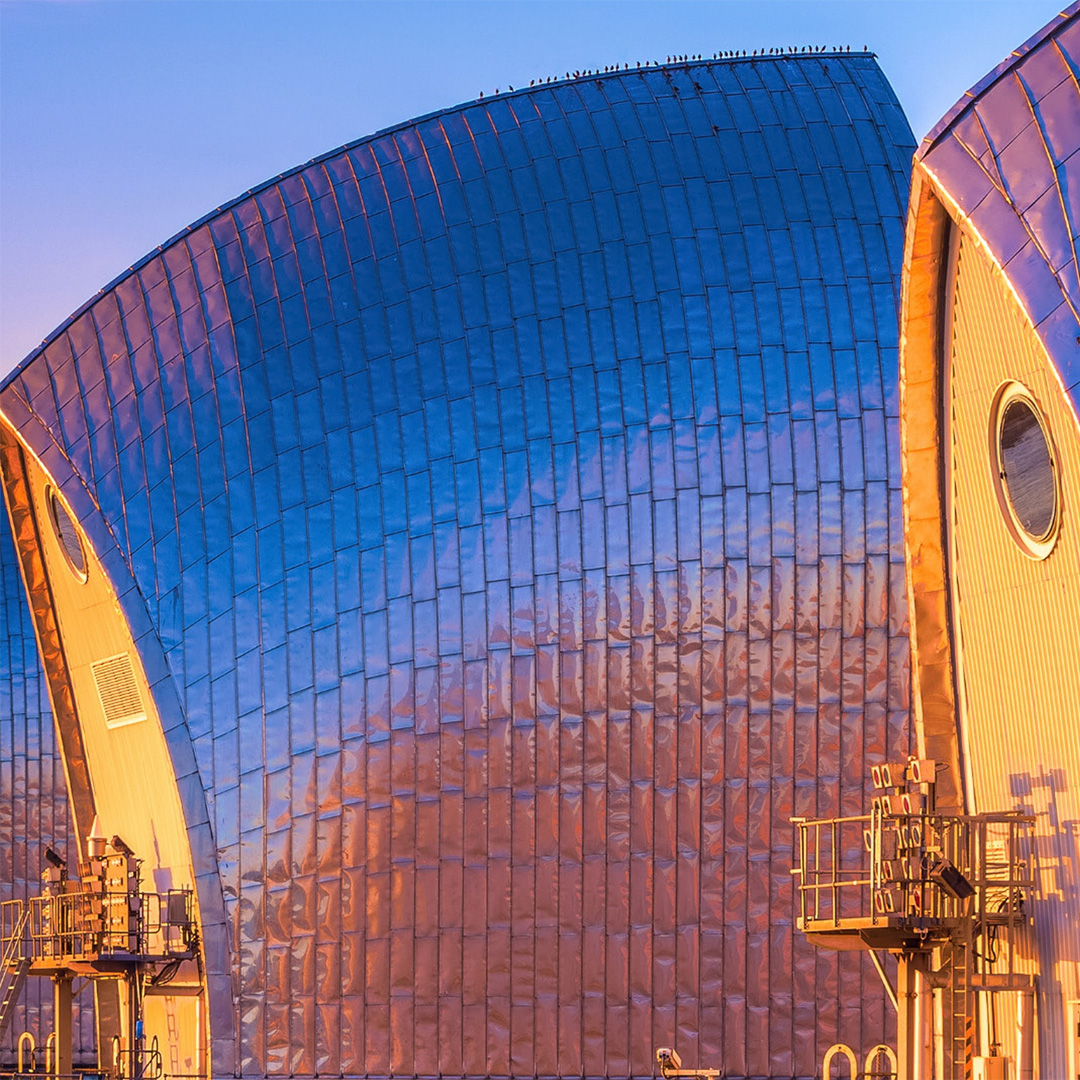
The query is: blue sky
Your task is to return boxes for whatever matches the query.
[0,0,1063,372]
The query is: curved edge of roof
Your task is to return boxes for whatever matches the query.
[4,50,886,389]
[917,1,1080,158]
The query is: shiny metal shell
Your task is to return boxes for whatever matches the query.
[2,56,913,1077]
[900,9,1080,1073]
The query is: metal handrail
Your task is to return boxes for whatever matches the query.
[0,903,29,968]
[793,809,1034,930]
[0,903,32,1040]
[16,1032,34,1074]
[0,1074,99,1079]
[115,1045,163,1080]
[7,887,195,966]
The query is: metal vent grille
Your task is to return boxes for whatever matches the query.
[91,653,146,728]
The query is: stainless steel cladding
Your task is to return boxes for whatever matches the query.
[1,56,914,1078]
[0,513,94,1058]
[901,9,1080,1074]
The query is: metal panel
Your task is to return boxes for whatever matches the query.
[901,9,1080,1075]
[1,55,913,1078]
[918,6,1080,405]
[0,509,95,1060]
[947,229,1080,1074]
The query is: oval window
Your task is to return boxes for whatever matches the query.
[46,487,87,580]
[990,384,1060,557]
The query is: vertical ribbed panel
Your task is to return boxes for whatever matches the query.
[1,56,913,1078]
[0,509,95,1061]
[918,10,1080,405]
[948,230,1080,1074]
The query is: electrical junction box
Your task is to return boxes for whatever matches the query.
[972,1056,1009,1080]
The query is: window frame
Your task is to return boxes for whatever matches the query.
[45,484,88,582]
[988,380,1061,560]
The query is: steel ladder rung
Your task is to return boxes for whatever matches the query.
[0,903,32,1038]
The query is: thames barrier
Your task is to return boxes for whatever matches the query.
[1,6,1078,1079]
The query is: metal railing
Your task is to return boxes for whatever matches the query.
[794,807,1034,930]
[114,1046,163,1080]
[0,905,29,966]
[793,813,874,926]
[2,1035,177,1079]
[1,889,195,967]
[0,903,32,1038]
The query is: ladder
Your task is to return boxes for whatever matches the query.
[942,922,973,1079]
[0,902,31,1039]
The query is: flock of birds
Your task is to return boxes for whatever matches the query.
[479,45,870,97]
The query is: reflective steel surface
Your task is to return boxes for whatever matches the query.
[0,510,95,1058]
[899,6,1080,1073]
[2,56,913,1077]
[917,3,1080,403]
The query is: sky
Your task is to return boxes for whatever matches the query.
[0,0,1066,374]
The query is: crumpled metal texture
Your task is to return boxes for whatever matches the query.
[917,4,1080,403]
[1,56,913,1078]
[0,510,95,1058]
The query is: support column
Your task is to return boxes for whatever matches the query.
[52,974,73,1077]
[897,954,920,1079]
[913,968,933,1080]
[95,979,122,1074]
[1016,989,1034,1080]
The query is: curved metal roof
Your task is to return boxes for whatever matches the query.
[1,56,914,1077]
[917,2,1080,409]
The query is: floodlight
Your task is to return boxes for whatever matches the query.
[906,758,937,784]
[930,859,975,901]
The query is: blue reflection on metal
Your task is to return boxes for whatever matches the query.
[0,511,93,1056]
[919,7,1080,397]
[2,55,914,1077]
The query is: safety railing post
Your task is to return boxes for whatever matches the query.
[831,818,839,926]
